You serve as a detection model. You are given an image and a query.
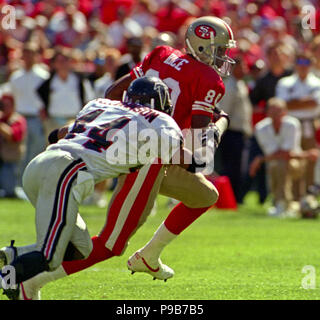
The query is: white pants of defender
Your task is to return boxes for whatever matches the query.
[22,149,93,271]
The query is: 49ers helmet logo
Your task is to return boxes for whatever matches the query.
[195,25,216,39]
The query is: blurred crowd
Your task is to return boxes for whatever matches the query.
[0,0,320,216]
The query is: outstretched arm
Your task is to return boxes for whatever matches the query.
[104,73,133,100]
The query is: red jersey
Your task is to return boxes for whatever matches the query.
[130,46,225,129]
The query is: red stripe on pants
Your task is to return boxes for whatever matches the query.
[62,236,113,275]
[111,164,163,255]
[45,162,86,260]
[62,164,162,275]
[99,171,138,244]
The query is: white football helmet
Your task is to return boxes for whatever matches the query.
[185,16,237,77]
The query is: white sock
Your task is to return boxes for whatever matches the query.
[140,222,177,264]
[25,265,67,290]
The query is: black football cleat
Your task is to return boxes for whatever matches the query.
[2,285,19,300]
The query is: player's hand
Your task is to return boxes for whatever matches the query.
[201,123,220,149]
[212,106,230,128]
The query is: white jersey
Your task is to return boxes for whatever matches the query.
[48,98,182,182]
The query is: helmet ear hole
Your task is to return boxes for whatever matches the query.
[198,46,204,52]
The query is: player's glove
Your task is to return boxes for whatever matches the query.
[187,124,220,175]
[187,154,207,173]
[212,106,230,129]
[201,123,221,149]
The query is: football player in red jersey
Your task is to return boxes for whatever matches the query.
[1,16,236,299]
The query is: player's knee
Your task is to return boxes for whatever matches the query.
[47,262,59,272]
[185,181,219,208]
[46,254,63,272]
[63,241,93,261]
[207,186,219,206]
[197,187,219,208]
[81,240,93,259]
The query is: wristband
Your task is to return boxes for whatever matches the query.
[187,155,206,173]
[202,124,221,149]
[213,106,230,128]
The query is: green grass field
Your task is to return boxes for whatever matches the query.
[1,192,320,300]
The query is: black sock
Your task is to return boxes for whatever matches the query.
[10,251,49,284]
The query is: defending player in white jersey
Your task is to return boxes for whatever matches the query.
[0,76,223,300]
[49,98,182,182]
